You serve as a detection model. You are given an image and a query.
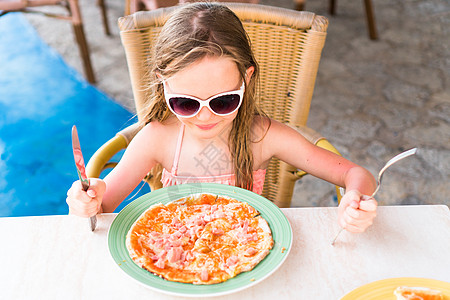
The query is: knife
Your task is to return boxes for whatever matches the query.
[71,125,97,232]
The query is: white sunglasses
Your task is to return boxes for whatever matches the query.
[163,81,245,118]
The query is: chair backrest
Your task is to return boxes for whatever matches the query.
[125,0,260,16]
[118,3,328,203]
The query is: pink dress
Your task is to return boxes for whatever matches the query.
[161,124,266,194]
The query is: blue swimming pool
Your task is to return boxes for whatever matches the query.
[0,13,146,217]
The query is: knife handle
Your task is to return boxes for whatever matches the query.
[80,179,96,231]
[80,177,90,192]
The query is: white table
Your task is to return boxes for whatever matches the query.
[1,205,449,299]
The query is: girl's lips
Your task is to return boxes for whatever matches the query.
[196,123,218,130]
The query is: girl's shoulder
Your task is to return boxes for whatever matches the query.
[141,117,179,132]
[251,115,271,140]
[126,117,180,166]
[251,115,288,140]
[133,117,180,145]
[251,116,307,151]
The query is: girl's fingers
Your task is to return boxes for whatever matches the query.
[87,189,96,198]
[66,180,102,217]
[345,206,362,219]
[70,200,99,217]
[67,194,98,217]
[68,181,91,203]
[343,204,376,231]
[343,223,366,233]
[343,209,370,225]
[342,217,373,232]
[358,199,378,212]
[338,190,378,233]
[342,190,362,205]
[349,200,359,208]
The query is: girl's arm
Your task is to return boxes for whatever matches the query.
[101,122,164,212]
[66,122,166,216]
[263,119,376,191]
[262,119,377,232]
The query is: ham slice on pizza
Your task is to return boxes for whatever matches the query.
[126,193,273,284]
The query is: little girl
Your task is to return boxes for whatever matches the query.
[67,2,377,233]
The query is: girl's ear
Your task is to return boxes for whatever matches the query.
[245,66,255,83]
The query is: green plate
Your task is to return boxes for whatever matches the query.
[108,183,293,297]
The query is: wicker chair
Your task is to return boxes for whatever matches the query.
[86,3,342,208]
[124,0,259,16]
[0,0,111,83]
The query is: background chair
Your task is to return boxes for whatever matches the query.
[125,0,259,16]
[329,0,378,40]
[294,0,378,40]
[0,0,111,83]
[86,3,342,208]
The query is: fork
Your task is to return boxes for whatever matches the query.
[331,147,418,246]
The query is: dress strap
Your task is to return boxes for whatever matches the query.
[171,123,185,175]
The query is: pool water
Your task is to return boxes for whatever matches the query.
[0,13,147,217]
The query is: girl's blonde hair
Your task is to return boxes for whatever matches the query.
[141,2,265,191]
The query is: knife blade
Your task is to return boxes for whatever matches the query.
[71,125,97,232]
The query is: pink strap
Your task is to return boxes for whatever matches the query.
[171,124,185,175]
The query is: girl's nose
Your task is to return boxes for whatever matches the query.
[196,106,214,121]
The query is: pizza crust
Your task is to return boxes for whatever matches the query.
[394,286,444,300]
[126,193,274,284]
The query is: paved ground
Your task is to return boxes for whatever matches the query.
[25,0,449,207]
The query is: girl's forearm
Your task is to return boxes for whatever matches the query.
[101,179,135,213]
[101,173,138,213]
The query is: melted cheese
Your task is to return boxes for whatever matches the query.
[394,286,444,300]
[126,193,274,284]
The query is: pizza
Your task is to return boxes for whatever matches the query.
[126,193,274,284]
[394,286,444,300]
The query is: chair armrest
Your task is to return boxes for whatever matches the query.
[295,125,344,202]
[86,123,142,178]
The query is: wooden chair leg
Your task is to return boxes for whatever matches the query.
[294,0,305,11]
[329,0,337,15]
[67,0,96,83]
[126,0,140,15]
[72,23,96,83]
[97,0,111,36]
[124,0,130,15]
[364,0,378,40]
[329,0,378,40]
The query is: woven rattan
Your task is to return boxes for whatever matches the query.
[87,3,342,207]
[124,0,260,16]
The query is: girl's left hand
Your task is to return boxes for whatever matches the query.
[338,190,378,233]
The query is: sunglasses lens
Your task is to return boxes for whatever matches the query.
[210,94,241,115]
[169,97,200,116]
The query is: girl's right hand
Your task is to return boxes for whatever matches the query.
[66,178,106,217]
[338,189,377,233]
